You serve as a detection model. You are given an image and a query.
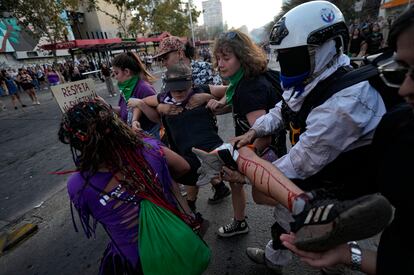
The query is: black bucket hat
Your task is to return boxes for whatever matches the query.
[165,62,192,92]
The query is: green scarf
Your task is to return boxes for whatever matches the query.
[117,75,139,101]
[225,68,244,105]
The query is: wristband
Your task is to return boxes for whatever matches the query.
[348,241,362,271]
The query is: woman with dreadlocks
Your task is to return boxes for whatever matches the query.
[59,100,211,275]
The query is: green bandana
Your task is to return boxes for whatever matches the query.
[117,75,139,101]
[225,68,244,105]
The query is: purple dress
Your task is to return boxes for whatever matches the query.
[67,138,176,274]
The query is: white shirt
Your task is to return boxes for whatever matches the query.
[252,53,386,180]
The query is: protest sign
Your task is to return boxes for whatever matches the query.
[51,78,97,112]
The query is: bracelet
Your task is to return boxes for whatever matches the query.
[348,241,362,271]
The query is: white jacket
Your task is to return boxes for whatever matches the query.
[253,45,386,180]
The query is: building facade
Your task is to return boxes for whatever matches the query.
[67,0,133,40]
[202,0,223,31]
[0,0,134,68]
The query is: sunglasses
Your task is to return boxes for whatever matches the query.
[378,59,414,88]
[219,31,238,40]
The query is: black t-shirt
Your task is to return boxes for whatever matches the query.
[366,32,383,54]
[349,36,364,55]
[372,104,414,274]
[159,88,223,168]
[232,74,279,136]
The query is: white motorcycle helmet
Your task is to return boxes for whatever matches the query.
[270,1,349,78]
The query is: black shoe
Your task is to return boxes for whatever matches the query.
[291,192,393,252]
[14,106,18,110]
[22,104,27,108]
[217,219,249,237]
[187,199,196,213]
[208,182,231,204]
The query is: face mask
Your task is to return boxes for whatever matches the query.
[278,46,311,77]
[278,46,311,91]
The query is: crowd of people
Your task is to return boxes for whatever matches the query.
[15,1,411,274]
[347,16,389,57]
[0,58,108,110]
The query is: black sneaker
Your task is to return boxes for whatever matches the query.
[208,182,231,204]
[291,192,393,252]
[217,219,249,237]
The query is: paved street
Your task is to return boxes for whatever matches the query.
[0,70,362,275]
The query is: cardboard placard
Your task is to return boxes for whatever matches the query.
[51,78,97,112]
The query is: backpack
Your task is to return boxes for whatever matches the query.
[281,51,404,145]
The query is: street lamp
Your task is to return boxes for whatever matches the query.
[187,0,195,47]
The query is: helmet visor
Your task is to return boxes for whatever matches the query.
[269,17,289,46]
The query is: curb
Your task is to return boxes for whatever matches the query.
[0,223,38,255]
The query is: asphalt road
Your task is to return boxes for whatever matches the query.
[0,67,362,275]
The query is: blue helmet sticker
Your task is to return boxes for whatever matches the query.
[320,8,335,23]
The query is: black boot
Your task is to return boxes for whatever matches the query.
[208,181,231,204]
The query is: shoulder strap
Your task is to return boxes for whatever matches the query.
[294,65,378,129]
[263,69,284,99]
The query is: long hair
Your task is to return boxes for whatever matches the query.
[58,101,187,219]
[112,52,156,83]
[388,6,414,51]
[213,29,267,78]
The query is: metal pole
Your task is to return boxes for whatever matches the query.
[188,0,195,47]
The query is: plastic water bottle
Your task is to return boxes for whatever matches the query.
[127,107,133,127]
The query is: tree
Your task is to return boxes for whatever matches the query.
[128,0,153,36]
[150,0,200,37]
[112,0,200,38]
[1,0,80,57]
[87,0,136,38]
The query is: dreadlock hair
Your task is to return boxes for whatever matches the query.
[388,6,414,51]
[58,101,188,220]
[112,52,156,83]
[213,29,267,78]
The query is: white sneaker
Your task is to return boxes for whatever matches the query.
[192,143,238,186]
[192,147,224,186]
